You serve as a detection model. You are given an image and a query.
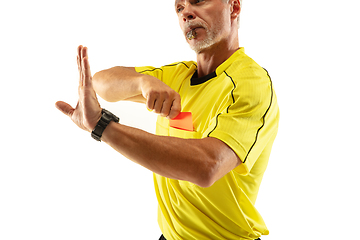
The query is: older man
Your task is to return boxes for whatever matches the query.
[56,0,279,239]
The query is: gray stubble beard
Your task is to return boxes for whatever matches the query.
[187,21,222,54]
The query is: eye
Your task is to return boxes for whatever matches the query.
[176,4,184,13]
[195,0,204,3]
[176,6,184,13]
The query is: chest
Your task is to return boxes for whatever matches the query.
[177,75,236,133]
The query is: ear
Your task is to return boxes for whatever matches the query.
[230,0,241,21]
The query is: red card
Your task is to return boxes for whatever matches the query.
[169,112,193,131]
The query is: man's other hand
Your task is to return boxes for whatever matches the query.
[140,75,181,119]
[55,45,102,132]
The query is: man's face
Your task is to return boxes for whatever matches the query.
[175,0,232,53]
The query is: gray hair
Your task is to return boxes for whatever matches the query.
[223,0,242,9]
[223,0,241,27]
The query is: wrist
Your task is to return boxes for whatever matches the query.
[100,120,118,144]
[88,111,103,132]
[91,109,119,142]
[138,74,148,94]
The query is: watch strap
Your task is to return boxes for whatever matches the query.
[91,109,119,142]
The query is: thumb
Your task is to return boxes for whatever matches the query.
[55,101,75,117]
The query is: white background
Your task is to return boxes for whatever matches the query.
[1,0,359,239]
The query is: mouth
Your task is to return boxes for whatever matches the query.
[184,22,205,40]
[185,27,203,40]
[186,29,197,40]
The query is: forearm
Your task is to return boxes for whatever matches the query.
[101,121,219,187]
[93,66,144,103]
[93,66,181,119]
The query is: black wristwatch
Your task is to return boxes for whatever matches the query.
[91,109,120,142]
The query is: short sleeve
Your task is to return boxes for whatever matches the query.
[135,62,197,89]
[205,69,279,175]
[135,66,164,82]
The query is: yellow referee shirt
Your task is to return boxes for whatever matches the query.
[135,48,280,240]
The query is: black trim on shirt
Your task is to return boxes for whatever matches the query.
[139,68,162,74]
[224,71,236,111]
[206,70,236,137]
[164,62,191,69]
[243,68,274,163]
[138,62,193,74]
[207,113,221,138]
[207,68,274,164]
[190,70,217,86]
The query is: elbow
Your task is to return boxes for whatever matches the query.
[92,72,106,99]
[196,179,214,188]
[92,71,117,102]
[194,159,219,188]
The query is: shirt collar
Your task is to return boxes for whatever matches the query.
[190,48,245,86]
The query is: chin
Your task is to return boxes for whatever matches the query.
[190,31,221,51]
[190,40,215,54]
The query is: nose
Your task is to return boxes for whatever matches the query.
[181,4,196,22]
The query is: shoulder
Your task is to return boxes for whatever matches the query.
[135,61,197,84]
[161,61,197,76]
[135,61,196,73]
[161,61,197,87]
[226,51,269,85]
[223,52,275,116]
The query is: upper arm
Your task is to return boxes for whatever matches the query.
[197,137,241,187]
[205,69,279,175]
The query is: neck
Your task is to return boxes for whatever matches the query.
[196,33,239,78]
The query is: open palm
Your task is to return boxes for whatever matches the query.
[55,46,102,132]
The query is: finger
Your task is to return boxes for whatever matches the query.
[153,95,166,114]
[55,101,75,117]
[77,45,83,70]
[160,98,172,117]
[81,47,91,86]
[167,95,181,119]
[81,46,88,69]
[77,56,83,87]
[82,56,93,88]
[77,45,83,55]
[77,45,83,87]
[146,92,157,110]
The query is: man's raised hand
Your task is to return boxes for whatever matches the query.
[55,45,102,132]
